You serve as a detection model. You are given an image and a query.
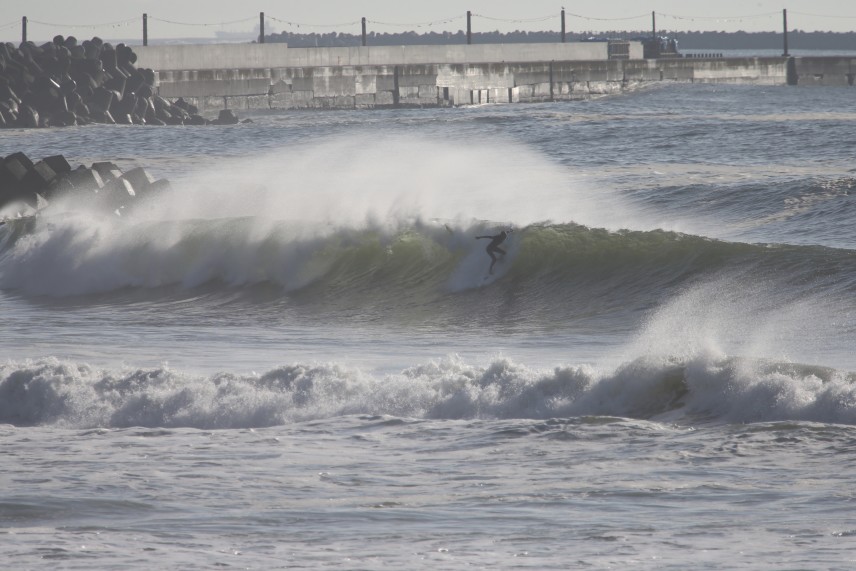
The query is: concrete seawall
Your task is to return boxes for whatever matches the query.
[131,44,856,113]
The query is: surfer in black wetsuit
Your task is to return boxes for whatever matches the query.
[476,229,512,274]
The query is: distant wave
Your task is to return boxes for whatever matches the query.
[2,354,854,429]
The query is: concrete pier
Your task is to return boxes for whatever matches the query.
[131,43,856,113]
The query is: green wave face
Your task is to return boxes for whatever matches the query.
[0,216,851,331]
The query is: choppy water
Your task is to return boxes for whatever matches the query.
[2,83,856,569]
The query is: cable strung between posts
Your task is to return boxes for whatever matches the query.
[0,20,20,31]
[268,16,362,29]
[564,12,650,22]
[27,17,138,29]
[658,11,780,22]
[366,15,464,28]
[789,10,856,19]
[470,13,557,24]
[147,16,256,27]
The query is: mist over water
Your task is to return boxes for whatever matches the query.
[143,132,642,230]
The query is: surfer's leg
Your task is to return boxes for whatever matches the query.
[495,247,507,257]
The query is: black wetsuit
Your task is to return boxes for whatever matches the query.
[476,231,509,274]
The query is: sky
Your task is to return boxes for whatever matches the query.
[3,1,856,43]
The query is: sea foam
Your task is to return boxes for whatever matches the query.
[1,354,853,429]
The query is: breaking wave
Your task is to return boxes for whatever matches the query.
[1,354,855,429]
[2,215,854,326]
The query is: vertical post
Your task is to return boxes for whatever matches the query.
[22,16,27,43]
[561,9,566,43]
[782,9,789,56]
[362,17,367,46]
[393,65,400,107]
[259,12,265,44]
[467,11,472,45]
[651,11,656,39]
[143,13,148,46]
[549,61,555,101]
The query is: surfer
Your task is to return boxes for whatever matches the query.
[476,229,512,274]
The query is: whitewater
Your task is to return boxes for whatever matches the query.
[2,83,856,569]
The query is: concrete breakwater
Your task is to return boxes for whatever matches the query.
[136,42,634,112]
[0,151,169,217]
[133,43,856,113]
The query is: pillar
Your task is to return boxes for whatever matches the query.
[467,11,472,45]
[561,9,566,43]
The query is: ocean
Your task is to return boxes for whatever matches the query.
[2,83,856,569]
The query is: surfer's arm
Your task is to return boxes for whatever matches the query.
[475,235,488,239]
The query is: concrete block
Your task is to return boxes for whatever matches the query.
[148,179,172,193]
[270,79,291,94]
[48,177,76,197]
[91,161,122,182]
[104,75,126,95]
[4,152,35,171]
[418,85,437,99]
[354,93,375,107]
[173,97,198,114]
[374,91,394,106]
[354,74,376,95]
[0,101,17,125]
[312,75,355,97]
[268,92,293,109]
[290,90,315,106]
[113,92,137,115]
[90,86,114,113]
[215,109,239,124]
[93,109,116,124]
[18,105,39,128]
[399,86,420,98]
[376,75,396,91]
[66,166,104,191]
[120,167,154,192]
[106,177,135,198]
[23,160,57,192]
[333,95,355,108]
[290,77,314,92]
[243,95,269,110]
[161,78,271,98]
[489,87,509,103]
[532,82,553,98]
[398,74,438,88]
[100,45,117,70]
[0,158,29,197]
